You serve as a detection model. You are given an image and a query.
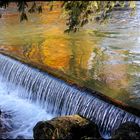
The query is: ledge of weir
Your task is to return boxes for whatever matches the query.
[0,51,140,118]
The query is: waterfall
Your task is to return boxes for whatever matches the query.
[0,53,140,138]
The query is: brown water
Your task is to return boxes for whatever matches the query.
[0,2,140,109]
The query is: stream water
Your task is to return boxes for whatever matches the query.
[0,77,54,139]
[0,2,140,109]
[0,54,140,139]
[0,1,140,139]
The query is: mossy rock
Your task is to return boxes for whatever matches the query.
[33,115,102,139]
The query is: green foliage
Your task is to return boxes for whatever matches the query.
[17,1,28,21]
[63,1,136,32]
[0,1,136,32]
[20,12,28,22]
[28,1,42,14]
[0,0,9,8]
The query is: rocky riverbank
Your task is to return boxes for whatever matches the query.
[33,115,140,140]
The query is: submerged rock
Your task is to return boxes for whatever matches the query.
[33,115,101,139]
[0,110,13,139]
[111,122,140,140]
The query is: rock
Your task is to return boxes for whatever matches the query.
[0,109,2,128]
[111,122,140,140]
[0,111,13,139]
[33,115,101,139]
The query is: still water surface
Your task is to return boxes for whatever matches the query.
[0,2,140,109]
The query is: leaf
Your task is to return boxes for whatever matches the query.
[49,5,53,11]
[93,1,98,9]
[20,12,28,22]
[129,1,136,9]
[28,2,36,13]
[37,6,42,13]
[111,2,115,8]
[120,1,125,8]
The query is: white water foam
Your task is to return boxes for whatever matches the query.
[0,79,54,139]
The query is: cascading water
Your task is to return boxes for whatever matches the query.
[0,53,140,139]
[0,81,53,139]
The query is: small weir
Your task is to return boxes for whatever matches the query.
[0,53,140,139]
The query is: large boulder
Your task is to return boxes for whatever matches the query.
[33,115,102,139]
[111,122,140,140]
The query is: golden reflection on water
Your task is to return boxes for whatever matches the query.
[32,28,71,69]
[0,2,139,108]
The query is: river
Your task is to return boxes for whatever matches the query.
[0,1,140,138]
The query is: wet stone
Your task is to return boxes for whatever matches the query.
[33,115,102,139]
[0,110,13,139]
[111,122,140,140]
